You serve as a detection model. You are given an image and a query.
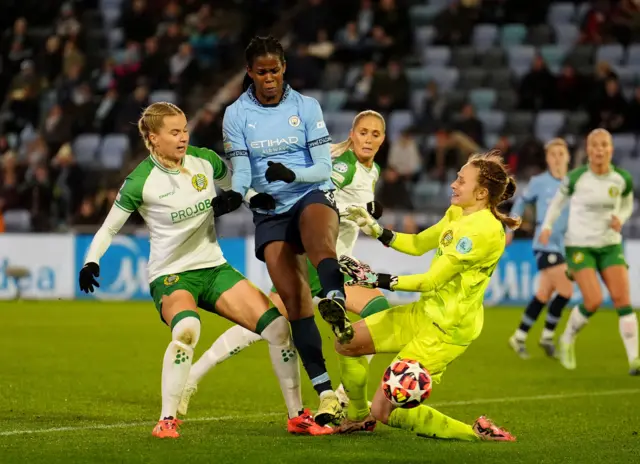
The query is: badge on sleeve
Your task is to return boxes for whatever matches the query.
[334,162,348,173]
[456,237,473,254]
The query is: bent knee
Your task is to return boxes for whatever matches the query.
[172,313,201,348]
[259,314,291,345]
[582,298,602,312]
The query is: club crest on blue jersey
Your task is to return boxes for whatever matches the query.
[289,115,300,127]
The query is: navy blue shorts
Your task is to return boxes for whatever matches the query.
[534,251,566,271]
[253,189,338,262]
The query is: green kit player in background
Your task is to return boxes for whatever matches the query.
[77,102,333,438]
[180,110,393,419]
[540,128,640,375]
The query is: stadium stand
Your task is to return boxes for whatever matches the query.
[1,0,640,237]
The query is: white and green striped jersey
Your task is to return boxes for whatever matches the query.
[331,150,381,256]
[542,164,634,248]
[101,145,231,282]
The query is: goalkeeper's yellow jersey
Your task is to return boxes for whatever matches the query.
[391,206,505,346]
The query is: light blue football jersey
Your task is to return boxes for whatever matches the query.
[222,84,334,214]
[511,171,569,253]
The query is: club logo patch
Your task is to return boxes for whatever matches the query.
[191,173,208,192]
[289,115,301,127]
[440,230,453,247]
[608,186,620,198]
[572,251,584,264]
[456,237,473,254]
[164,275,180,286]
[334,162,349,173]
[548,253,557,264]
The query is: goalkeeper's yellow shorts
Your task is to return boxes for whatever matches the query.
[365,302,468,384]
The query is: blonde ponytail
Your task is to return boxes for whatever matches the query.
[330,139,354,159]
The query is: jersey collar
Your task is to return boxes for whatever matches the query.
[588,163,613,177]
[149,154,184,175]
[247,83,291,107]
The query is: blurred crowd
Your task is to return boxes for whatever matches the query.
[1,0,640,234]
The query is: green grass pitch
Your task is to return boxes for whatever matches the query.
[1,301,639,463]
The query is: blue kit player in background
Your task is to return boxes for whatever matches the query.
[507,138,573,359]
[217,36,348,425]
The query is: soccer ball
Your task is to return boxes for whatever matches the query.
[382,359,432,408]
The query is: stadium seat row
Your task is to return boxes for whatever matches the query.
[72,134,130,169]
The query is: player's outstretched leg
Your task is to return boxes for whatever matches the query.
[265,243,342,426]
[300,203,353,344]
[214,276,332,435]
[370,380,514,442]
[154,307,201,439]
[180,325,263,415]
[335,288,391,407]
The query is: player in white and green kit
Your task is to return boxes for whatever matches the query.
[540,129,640,375]
[77,102,333,438]
[180,110,393,420]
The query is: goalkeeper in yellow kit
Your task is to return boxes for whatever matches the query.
[336,151,519,441]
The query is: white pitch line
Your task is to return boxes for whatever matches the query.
[428,388,640,407]
[2,388,638,437]
[0,412,282,437]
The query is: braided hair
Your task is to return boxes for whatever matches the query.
[245,35,285,68]
[468,150,521,230]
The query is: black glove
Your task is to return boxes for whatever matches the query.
[212,190,243,217]
[249,192,276,210]
[366,200,384,220]
[265,161,296,183]
[79,262,100,294]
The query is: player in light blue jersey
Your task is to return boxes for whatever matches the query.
[219,36,348,425]
[507,138,573,359]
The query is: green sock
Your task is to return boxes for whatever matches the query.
[360,296,391,319]
[388,405,478,441]
[337,354,370,420]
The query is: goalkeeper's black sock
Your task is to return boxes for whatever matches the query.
[515,297,545,340]
[290,316,332,395]
[317,258,345,301]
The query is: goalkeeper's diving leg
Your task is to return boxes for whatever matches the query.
[335,316,516,441]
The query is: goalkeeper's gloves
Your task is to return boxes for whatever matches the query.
[79,262,100,293]
[265,161,296,183]
[345,205,395,246]
[212,190,243,217]
[366,200,384,220]
[339,255,398,291]
[249,192,276,210]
